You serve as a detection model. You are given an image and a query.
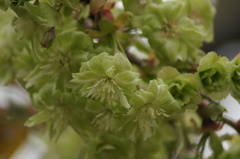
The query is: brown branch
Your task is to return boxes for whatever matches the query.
[200,93,240,133]
[222,116,240,133]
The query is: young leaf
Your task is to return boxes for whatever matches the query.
[206,103,227,122]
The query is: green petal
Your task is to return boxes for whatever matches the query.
[114,71,140,93]
[88,53,108,76]
[102,58,115,77]
[62,0,80,10]
[85,99,105,113]
[24,110,51,127]
[154,86,181,113]
[147,79,164,95]
[130,90,155,107]
[146,79,180,112]
[39,2,62,27]
[69,31,93,51]
[114,53,132,72]
[158,67,180,82]
[55,30,74,49]
[72,71,98,83]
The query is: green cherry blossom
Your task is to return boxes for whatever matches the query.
[230,54,240,103]
[158,66,201,110]
[197,52,231,100]
[133,0,208,66]
[72,52,141,109]
[124,79,179,141]
[24,30,91,90]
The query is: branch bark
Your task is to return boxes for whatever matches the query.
[222,116,240,133]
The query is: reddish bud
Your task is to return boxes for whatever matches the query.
[101,8,114,21]
[104,2,115,9]
[90,0,106,14]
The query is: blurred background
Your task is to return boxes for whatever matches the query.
[203,0,240,59]
[1,0,240,158]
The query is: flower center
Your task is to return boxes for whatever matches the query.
[86,78,123,103]
[161,20,179,37]
[200,70,221,91]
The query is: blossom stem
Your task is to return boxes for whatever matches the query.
[116,39,126,55]
[201,93,218,104]
[195,133,209,159]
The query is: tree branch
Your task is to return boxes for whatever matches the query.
[222,116,240,133]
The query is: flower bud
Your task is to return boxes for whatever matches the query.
[40,27,56,49]
[90,0,106,14]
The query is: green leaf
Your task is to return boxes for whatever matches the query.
[206,102,227,122]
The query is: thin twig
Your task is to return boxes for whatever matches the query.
[201,93,218,104]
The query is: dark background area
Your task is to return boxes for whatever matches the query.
[203,0,240,59]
